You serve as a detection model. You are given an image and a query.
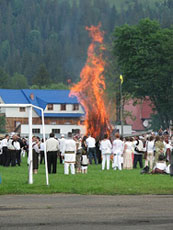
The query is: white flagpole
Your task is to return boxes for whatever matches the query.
[28,106,33,184]
[41,109,49,186]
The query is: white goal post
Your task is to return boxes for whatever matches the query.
[0,104,49,186]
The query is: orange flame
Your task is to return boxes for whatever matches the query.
[70,24,111,139]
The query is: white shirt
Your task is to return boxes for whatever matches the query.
[13,141,20,150]
[124,141,133,151]
[100,139,112,154]
[62,139,76,154]
[146,140,155,152]
[0,141,2,155]
[1,138,8,147]
[46,138,59,152]
[134,140,144,155]
[33,143,40,153]
[112,139,124,155]
[40,142,45,151]
[59,137,66,152]
[154,162,167,171]
[86,136,96,148]
[62,139,76,163]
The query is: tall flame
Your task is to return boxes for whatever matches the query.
[70,24,111,138]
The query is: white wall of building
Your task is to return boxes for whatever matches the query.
[21,124,86,137]
[3,107,38,118]
[115,125,132,135]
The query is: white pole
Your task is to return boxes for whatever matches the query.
[41,109,49,186]
[28,106,33,184]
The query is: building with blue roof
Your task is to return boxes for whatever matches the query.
[0,89,85,136]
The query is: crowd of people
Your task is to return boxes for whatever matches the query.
[0,129,172,175]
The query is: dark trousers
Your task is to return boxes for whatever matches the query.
[8,150,17,166]
[33,150,39,170]
[0,154,3,165]
[40,151,44,164]
[88,147,97,165]
[47,151,57,174]
[2,147,8,166]
[16,150,21,166]
[58,151,63,164]
[133,154,143,168]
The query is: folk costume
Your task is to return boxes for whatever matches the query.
[100,138,112,170]
[62,138,76,175]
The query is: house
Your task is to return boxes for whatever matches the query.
[0,89,86,136]
[124,97,154,131]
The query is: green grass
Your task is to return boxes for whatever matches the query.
[0,157,173,195]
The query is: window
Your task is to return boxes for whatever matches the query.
[52,129,60,134]
[47,104,53,111]
[73,104,79,111]
[19,107,25,112]
[72,129,80,134]
[61,104,66,111]
[32,129,40,134]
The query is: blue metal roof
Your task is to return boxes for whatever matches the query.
[22,89,79,107]
[0,89,85,118]
[0,89,29,104]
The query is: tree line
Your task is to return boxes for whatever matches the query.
[0,0,172,89]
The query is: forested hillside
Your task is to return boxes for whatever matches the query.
[0,0,172,88]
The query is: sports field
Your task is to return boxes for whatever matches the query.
[0,157,173,195]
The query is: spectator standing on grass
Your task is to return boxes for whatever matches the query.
[145,136,155,170]
[100,134,112,170]
[62,132,76,175]
[76,137,83,173]
[46,133,59,174]
[86,134,97,165]
[58,134,66,164]
[1,134,9,166]
[39,139,45,164]
[154,136,165,164]
[123,137,133,169]
[81,149,89,174]
[133,136,144,169]
[112,133,124,171]
[32,136,40,174]
[0,138,2,165]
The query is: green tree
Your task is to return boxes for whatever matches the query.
[32,64,51,88]
[0,68,10,88]
[113,18,173,129]
[0,115,6,133]
[11,73,28,89]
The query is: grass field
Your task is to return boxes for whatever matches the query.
[0,157,173,195]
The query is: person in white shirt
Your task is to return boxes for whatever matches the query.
[1,134,9,166]
[152,154,167,174]
[133,136,144,169]
[46,133,59,174]
[7,134,20,167]
[123,137,133,169]
[145,136,155,169]
[62,132,77,175]
[0,139,2,165]
[100,134,112,170]
[86,134,97,165]
[58,134,66,164]
[32,136,40,174]
[39,139,45,164]
[112,133,124,170]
